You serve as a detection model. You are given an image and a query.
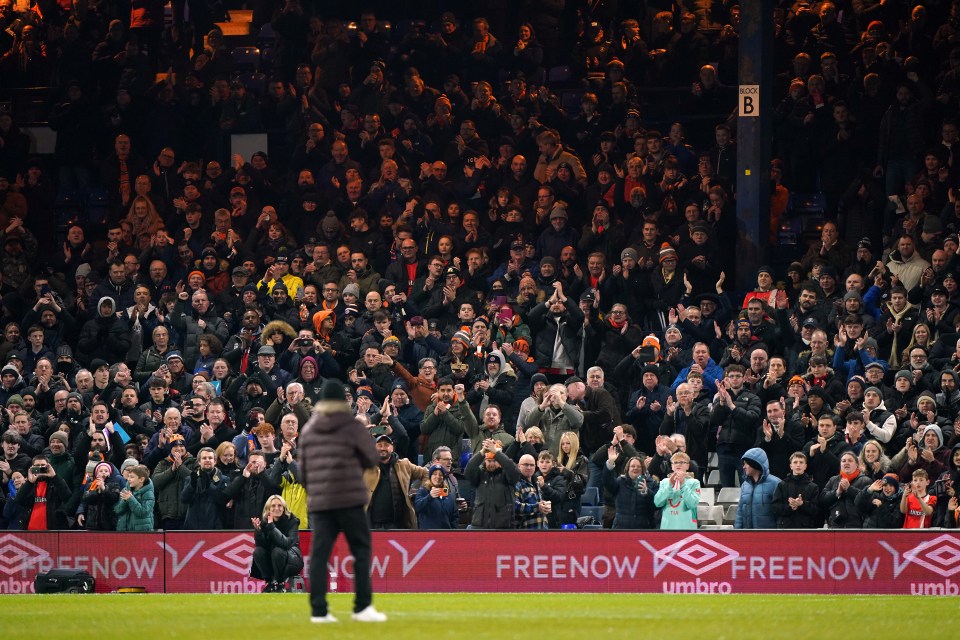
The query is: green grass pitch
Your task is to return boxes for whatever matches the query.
[1,593,954,639]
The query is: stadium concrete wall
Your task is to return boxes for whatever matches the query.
[0,531,957,594]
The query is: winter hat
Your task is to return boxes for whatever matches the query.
[342,283,360,299]
[642,335,661,350]
[319,380,347,402]
[1,364,18,376]
[49,431,69,446]
[382,335,401,348]
[894,370,913,382]
[863,386,882,397]
[94,462,113,478]
[882,473,900,488]
[621,248,638,262]
[427,463,448,478]
[5,394,23,407]
[922,424,944,448]
[530,373,548,387]
[120,458,139,473]
[658,242,678,263]
[451,330,472,350]
[756,265,773,278]
[56,345,74,359]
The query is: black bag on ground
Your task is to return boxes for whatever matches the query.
[34,569,95,594]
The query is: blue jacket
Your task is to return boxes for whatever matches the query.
[670,358,724,393]
[414,486,459,529]
[735,448,780,529]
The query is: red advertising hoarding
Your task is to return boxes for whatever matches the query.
[2,531,959,595]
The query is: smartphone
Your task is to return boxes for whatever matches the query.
[439,488,449,497]
[40,285,51,295]
[491,296,508,307]
[371,425,388,436]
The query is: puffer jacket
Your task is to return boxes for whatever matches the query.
[772,472,820,528]
[152,454,197,521]
[250,513,303,581]
[856,485,905,528]
[298,397,378,513]
[603,464,658,529]
[465,450,520,529]
[114,480,155,531]
[820,472,873,528]
[735,448,781,529]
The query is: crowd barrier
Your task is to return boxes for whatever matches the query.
[0,530,957,595]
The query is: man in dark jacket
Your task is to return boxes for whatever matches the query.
[465,440,520,529]
[76,297,131,366]
[299,381,384,624]
[181,447,229,529]
[710,364,761,487]
[222,450,280,530]
[772,452,821,528]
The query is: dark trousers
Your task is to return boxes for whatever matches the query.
[253,546,301,583]
[309,506,373,616]
[717,450,744,488]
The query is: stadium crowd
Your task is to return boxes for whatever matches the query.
[1,0,960,535]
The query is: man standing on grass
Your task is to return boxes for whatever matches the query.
[299,381,386,623]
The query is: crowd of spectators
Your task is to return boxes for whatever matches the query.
[2,0,960,532]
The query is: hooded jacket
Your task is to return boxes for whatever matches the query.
[935,370,960,422]
[298,396,378,512]
[76,297,132,365]
[856,484,905,528]
[735,448,781,529]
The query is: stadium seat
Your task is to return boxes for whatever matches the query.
[581,486,600,506]
[717,487,741,505]
[707,452,719,468]
[232,46,260,72]
[697,505,724,526]
[706,470,720,486]
[235,72,267,96]
[547,65,572,86]
[698,487,715,506]
[579,505,603,525]
[723,504,738,525]
[258,23,276,48]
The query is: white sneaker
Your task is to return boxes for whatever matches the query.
[351,606,387,622]
[310,614,338,624]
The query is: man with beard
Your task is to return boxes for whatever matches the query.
[364,434,427,529]
[181,446,229,529]
[421,378,477,472]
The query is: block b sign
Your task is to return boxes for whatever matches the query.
[739,85,760,117]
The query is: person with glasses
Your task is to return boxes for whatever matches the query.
[384,238,426,296]
[653,451,700,530]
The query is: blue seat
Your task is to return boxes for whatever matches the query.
[235,72,267,96]
[232,46,260,72]
[581,486,600,506]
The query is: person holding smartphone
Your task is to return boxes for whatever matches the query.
[15,455,71,530]
[414,464,459,529]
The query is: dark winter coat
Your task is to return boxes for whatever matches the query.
[772,473,820,529]
[856,486,905,529]
[603,465,658,529]
[820,472,873,528]
[298,398,378,513]
[181,467,230,529]
[465,450,520,529]
[250,514,303,580]
[735,448,781,529]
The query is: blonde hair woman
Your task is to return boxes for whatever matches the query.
[556,431,589,497]
[251,494,303,592]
